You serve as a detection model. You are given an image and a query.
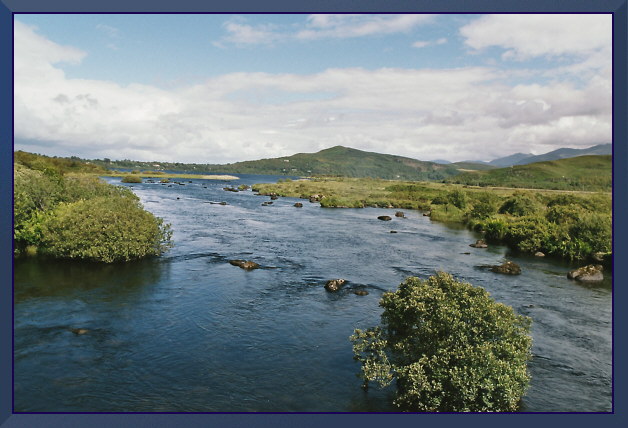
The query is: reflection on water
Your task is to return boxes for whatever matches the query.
[14,174,612,412]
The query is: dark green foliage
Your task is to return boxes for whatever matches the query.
[121,175,143,183]
[40,196,172,263]
[351,273,532,412]
[14,157,172,262]
[499,193,541,216]
[469,192,500,220]
[447,189,468,209]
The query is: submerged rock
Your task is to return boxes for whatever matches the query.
[294,203,303,208]
[229,260,260,270]
[70,328,89,335]
[470,240,488,248]
[324,279,346,292]
[395,211,405,218]
[490,261,521,275]
[354,290,369,296]
[567,264,603,282]
[377,216,392,221]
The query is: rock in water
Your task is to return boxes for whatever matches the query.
[470,240,488,248]
[294,203,303,208]
[70,328,89,335]
[229,260,260,270]
[395,211,405,218]
[324,279,346,292]
[377,216,392,221]
[535,252,545,257]
[490,261,521,275]
[567,264,603,282]
[354,289,369,296]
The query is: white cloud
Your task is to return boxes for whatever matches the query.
[297,14,434,40]
[412,37,447,48]
[460,14,611,60]
[214,14,435,47]
[14,19,612,164]
[214,17,282,47]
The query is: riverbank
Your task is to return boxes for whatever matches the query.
[98,172,240,180]
[253,177,611,263]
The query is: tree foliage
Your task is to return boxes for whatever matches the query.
[351,273,532,412]
[14,158,172,263]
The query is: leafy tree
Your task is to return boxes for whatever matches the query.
[351,273,532,412]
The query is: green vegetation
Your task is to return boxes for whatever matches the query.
[253,177,611,261]
[445,155,611,192]
[14,153,172,263]
[351,273,532,412]
[121,175,143,183]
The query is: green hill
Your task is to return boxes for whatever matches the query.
[445,155,611,191]
[205,146,461,180]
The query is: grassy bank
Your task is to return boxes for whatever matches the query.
[253,177,612,263]
[103,171,240,180]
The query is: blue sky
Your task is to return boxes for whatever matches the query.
[14,13,612,163]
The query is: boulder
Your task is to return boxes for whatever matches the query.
[324,279,346,292]
[423,211,431,216]
[470,240,488,248]
[535,252,545,257]
[378,216,392,221]
[567,264,603,282]
[229,260,260,270]
[309,194,322,203]
[354,290,369,296]
[270,195,279,200]
[294,203,303,208]
[395,211,405,218]
[490,261,521,275]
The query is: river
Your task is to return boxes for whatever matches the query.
[13,174,612,412]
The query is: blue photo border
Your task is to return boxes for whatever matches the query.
[1,1,626,427]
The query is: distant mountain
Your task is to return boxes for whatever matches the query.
[205,146,461,181]
[489,152,534,167]
[452,161,497,171]
[514,143,611,165]
[445,155,611,191]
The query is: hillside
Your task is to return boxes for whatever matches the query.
[203,146,461,180]
[445,155,611,191]
[514,143,611,165]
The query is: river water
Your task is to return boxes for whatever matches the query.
[14,174,612,412]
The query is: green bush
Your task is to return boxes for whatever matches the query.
[40,196,172,263]
[499,193,541,217]
[447,189,468,210]
[469,192,500,220]
[351,273,532,412]
[122,175,143,183]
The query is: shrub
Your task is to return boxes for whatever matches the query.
[40,195,172,263]
[122,175,142,183]
[469,192,500,220]
[447,189,468,210]
[351,273,532,412]
[499,194,540,217]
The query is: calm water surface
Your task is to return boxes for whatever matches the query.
[14,174,612,412]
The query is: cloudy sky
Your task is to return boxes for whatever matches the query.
[14,13,612,163]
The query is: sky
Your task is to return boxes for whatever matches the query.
[13,13,612,163]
